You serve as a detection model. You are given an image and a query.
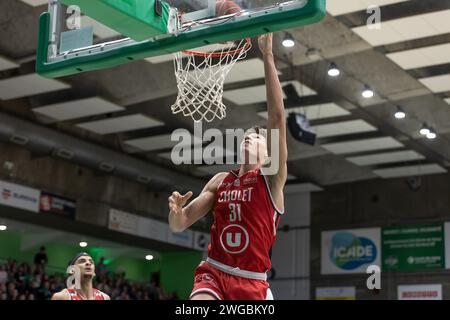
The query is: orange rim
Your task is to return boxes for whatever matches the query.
[182,38,252,57]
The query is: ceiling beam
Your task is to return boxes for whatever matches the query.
[335,0,450,28]
[310,114,358,126]
[342,147,409,158]
[367,159,434,171]
[377,33,450,54]
[406,63,450,79]
[318,131,385,145]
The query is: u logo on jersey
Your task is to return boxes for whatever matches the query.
[219,224,249,254]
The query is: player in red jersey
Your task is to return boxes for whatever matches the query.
[51,253,110,300]
[168,33,287,300]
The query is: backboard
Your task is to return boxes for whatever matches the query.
[36,0,326,78]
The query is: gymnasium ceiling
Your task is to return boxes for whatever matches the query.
[0,0,449,191]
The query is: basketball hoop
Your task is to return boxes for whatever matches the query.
[171,38,252,122]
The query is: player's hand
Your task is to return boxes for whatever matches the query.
[168,191,193,215]
[258,33,273,56]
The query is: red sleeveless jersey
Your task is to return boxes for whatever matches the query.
[66,288,105,300]
[207,168,283,274]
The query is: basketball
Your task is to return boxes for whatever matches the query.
[216,0,242,16]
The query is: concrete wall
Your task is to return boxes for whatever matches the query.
[311,172,450,300]
[0,141,211,231]
[271,191,311,299]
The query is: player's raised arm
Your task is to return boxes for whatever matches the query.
[259,34,288,186]
[168,172,227,233]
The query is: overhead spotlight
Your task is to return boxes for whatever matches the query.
[426,129,437,140]
[99,162,115,173]
[394,106,406,119]
[79,241,88,248]
[145,255,154,261]
[327,63,340,77]
[419,124,430,136]
[53,148,74,160]
[137,176,151,184]
[9,134,29,146]
[0,225,7,231]
[362,85,374,98]
[282,33,295,48]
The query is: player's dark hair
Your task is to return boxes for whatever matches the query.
[245,125,267,140]
[68,252,91,267]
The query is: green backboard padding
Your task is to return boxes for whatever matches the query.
[61,0,170,41]
[37,0,326,78]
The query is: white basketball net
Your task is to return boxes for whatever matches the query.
[171,38,251,122]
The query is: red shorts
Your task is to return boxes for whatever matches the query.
[190,261,270,300]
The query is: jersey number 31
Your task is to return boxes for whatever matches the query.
[229,203,242,222]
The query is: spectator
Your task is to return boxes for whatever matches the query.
[10,288,19,300]
[147,279,159,300]
[36,281,52,300]
[14,265,26,284]
[168,291,179,300]
[0,256,177,300]
[0,265,7,284]
[53,275,64,292]
[7,282,16,296]
[96,257,108,280]
[96,278,110,293]
[30,274,41,291]
[34,246,48,268]
[117,291,130,300]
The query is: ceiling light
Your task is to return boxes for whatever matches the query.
[328,63,340,77]
[394,106,406,119]
[419,124,430,136]
[145,255,154,261]
[426,129,436,140]
[362,85,374,98]
[0,225,7,231]
[79,241,88,247]
[282,33,295,48]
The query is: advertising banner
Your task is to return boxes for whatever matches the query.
[167,229,194,248]
[398,284,442,300]
[444,222,450,269]
[321,228,381,274]
[137,217,168,243]
[382,223,444,271]
[316,287,356,300]
[193,231,210,251]
[108,208,140,235]
[0,180,40,212]
[109,208,202,250]
[40,192,76,219]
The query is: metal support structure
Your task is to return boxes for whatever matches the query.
[47,0,62,59]
[37,0,325,77]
